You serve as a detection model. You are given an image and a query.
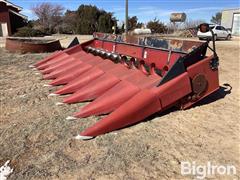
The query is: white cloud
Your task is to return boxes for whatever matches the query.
[113,7,125,12]
[133,7,174,18]
[85,5,223,23]
[21,9,33,15]
[21,9,37,20]
[184,7,222,13]
[106,6,125,13]
[136,6,222,17]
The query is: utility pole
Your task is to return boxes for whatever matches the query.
[125,0,128,34]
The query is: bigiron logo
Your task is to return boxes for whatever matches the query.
[181,161,237,179]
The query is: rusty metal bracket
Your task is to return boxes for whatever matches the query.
[209,56,219,70]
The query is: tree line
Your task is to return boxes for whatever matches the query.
[15,3,222,36]
[23,3,167,35]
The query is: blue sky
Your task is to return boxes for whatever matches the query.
[13,0,240,23]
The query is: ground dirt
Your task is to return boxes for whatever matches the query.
[0,36,239,180]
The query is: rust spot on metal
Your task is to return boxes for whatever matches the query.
[192,74,208,96]
[5,37,62,53]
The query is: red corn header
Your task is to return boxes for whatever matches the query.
[31,24,219,140]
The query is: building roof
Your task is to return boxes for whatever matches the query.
[9,9,27,19]
[0,0,22,11]
[222,8,240,12]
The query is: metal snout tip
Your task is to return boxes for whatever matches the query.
[43,84,52,87]
[48,93,58,97]
[66,116,77,120]
[55,102,64,106]
[29,65,35,68]
[74,135,93,140]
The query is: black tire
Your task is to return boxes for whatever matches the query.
[213,34,217,41]
[226,34,231,40]
[199,37,204,40]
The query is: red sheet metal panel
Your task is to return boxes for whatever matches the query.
[102,41,115,52]
[80,89,162,137]
[116,43,143,59]
[154,72,192,107]
[94,40,103,48]
[143,48,184,69]
[181,55,219,109]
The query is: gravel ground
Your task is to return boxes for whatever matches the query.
[0,37,239,180]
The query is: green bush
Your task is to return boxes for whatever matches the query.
[147,18,167,34]
[75,5,116,34]
[13,27,45,37]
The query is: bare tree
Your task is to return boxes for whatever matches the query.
[31,3,64,34]
[60,10,78,34]
[184,19,206,29]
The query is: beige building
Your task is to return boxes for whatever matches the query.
[221,8,240,36]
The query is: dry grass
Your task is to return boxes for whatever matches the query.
[0,38,239,180]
